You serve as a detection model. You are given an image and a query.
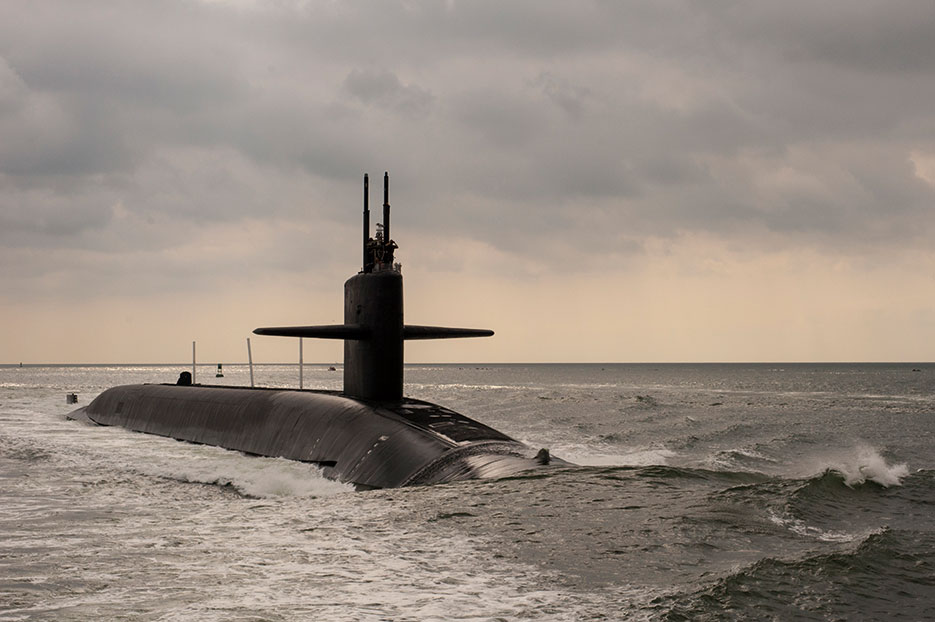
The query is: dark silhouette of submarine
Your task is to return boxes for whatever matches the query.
[69,173,557,489]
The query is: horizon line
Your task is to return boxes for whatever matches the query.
[2,361,932,367]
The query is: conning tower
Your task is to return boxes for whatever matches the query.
[253,173,493,401]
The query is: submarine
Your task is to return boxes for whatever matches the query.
[68,173,558,489]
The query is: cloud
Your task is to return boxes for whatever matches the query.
[2,0,934,361]
[910,151,935,187]
[344,68,433,117]
[531,72,591,119]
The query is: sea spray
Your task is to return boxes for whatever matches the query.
[826,445,909,488]
[49,411,354,499]
[135,451,354,498]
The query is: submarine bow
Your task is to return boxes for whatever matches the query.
[69,172,556,489]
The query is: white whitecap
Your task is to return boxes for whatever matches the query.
[800,444,910,488]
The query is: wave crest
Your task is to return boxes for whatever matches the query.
[821,445,909,488]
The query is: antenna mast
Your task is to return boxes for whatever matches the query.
[363,173,370,272]
[383,171,390,249]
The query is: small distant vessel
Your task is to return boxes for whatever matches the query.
[69,173,558,489]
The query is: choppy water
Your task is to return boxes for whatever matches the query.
[1,363,933,620]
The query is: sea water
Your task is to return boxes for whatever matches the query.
[1,363,933,620]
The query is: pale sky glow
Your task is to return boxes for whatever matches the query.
[2,1,934,363]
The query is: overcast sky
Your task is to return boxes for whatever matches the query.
[2,0,934,363]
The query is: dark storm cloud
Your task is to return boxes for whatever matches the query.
[1,0,933,284]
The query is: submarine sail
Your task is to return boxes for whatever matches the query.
[69,172,556,489]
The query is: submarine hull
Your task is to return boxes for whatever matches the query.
[69,384,544,489]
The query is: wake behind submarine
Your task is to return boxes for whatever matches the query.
[69,173,560,490]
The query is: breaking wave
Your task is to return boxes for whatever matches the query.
[810,445,909,488]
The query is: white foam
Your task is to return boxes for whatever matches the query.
[144,452,354,498]
[552,443,677,467]
[731,447,773,461]
[705,446,778,472]
[809,444,910,488]
[766,510,865,543]
[37,404,355,498]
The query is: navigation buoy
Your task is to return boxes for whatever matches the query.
[216,363,224,378]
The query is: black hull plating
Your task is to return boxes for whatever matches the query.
[69,384,541,489]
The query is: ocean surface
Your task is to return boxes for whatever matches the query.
[1,363,933,621]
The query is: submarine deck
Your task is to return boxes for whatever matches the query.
[153,383,515,445]
[73,383,528,489]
